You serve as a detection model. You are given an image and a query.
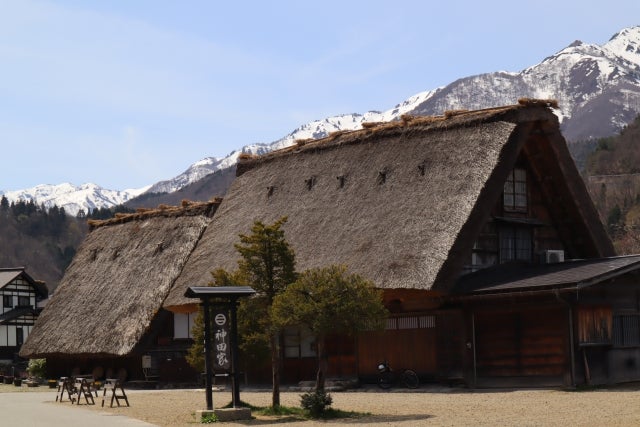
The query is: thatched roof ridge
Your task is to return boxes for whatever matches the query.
[236,99,557,176]
[20,201,219,358]
[165,100,590,309]
[88,199,221,230]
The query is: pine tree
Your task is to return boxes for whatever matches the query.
[272,265,387,392]
[186,217,296,408]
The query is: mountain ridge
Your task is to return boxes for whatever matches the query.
[3,26,640,215]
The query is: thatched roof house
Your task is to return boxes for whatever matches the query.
[20,201,220,359]
[20,100,625,387]
[164,100,613,310]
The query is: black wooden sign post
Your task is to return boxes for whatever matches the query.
[185,286,256,411]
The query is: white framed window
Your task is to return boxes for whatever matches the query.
[504,168,527,211]
[385,315,435,330]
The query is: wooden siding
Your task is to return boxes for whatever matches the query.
[436,310,466,381]
[474,308,567,379]
[358,314,437,378]
[281,333,356,384]
[578,306,612,344]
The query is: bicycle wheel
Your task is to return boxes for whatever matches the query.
[401,369,419,389]
[378,371,393,389]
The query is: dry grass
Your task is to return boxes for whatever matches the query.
[10,383,640,426]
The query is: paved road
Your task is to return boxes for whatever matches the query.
[0,392,155,426]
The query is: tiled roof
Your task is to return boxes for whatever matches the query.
[455,255,640,295]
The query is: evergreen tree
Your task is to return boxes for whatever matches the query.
[234,217,296,407]
[186,217,296,408]
[272,265,387,392]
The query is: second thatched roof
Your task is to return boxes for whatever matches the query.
[20,200,220,358]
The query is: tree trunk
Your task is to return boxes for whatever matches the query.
[270,333,281,407]
[316,335,328,392]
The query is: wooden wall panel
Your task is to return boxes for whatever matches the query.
[357,328,437,376]
[474,308,567,378]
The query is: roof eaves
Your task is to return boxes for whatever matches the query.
[576,259,640,289]
[452,283,577,300]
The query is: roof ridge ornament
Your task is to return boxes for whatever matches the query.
[518,98,559,109]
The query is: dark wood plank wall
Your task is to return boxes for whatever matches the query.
[436,310,466,380]
[357,327,437,377]
[474,308,567,378]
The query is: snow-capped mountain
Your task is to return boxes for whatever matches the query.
[152,27,640,196]
[409,26,640,141]
[0,183,149,216]
[7,26,640,213]
[146,88,436,194]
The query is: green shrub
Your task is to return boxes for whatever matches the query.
[26,359,47,379]
[300,390,333,418]
[200,412,218,423]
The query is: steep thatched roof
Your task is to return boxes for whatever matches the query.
[19,200,220,358]
[159,100,610,308]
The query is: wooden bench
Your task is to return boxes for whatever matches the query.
[101,378,129,407]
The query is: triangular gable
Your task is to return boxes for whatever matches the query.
[433,119,615,292]
[0,268,47,298]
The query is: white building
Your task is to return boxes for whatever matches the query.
[0,268,48,363]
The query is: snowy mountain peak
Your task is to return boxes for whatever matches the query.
[603,26,640,67]
[148,88,436,195]
[0,183,148,216]
[8,26,640,215]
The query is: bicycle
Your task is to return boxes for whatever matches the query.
[376,361,419,389]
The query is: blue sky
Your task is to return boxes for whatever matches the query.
[1,0,639,191]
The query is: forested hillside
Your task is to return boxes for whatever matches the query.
[584,114,640,254]
[0,197,127,292]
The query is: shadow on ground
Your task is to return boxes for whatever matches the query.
[229,413,434,425]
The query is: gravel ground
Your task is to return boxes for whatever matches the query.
[5,382,640,426]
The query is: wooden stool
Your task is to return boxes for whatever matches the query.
[101,378,129,407]
[73,378,95,405]
[55,377,72,402]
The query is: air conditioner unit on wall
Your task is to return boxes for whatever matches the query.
[544,250,565,264]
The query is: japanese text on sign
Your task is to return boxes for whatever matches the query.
[213,309,231,370]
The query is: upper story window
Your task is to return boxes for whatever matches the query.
[499,226,532,263]
[17,295,30,307]
[3,295,12,308]
[503,168,527,212]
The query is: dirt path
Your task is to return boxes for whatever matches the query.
[6,383,640,426]
[69,385,640,426]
